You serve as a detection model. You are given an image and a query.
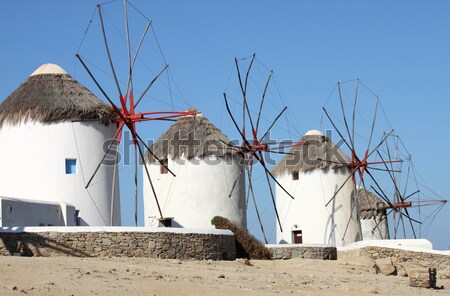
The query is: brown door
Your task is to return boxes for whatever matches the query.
[292,230,303,244]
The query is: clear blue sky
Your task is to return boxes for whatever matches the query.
[1,1,449,249]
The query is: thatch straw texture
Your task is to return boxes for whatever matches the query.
[145,113,237,162]
[272,134,351,176]
[0,73,114,127]
[357,188,386,219]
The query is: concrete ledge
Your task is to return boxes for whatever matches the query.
[339,239,438,252]
[0,228,236,260]
[266,244,337,260]
[0,226,233,236]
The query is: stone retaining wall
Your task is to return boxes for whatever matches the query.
[0,231,236,260]
[267,245,337,260]
[338,246,449,271]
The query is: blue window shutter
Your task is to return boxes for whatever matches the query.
[65,159,77,174]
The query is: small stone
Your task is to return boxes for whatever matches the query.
[101,238,112,246]
[409,268,436,288]
[396,265,408,277]
[218,274,225,279]
[345,256,377,274]
[375,258,396,276]
[378,264,396,276]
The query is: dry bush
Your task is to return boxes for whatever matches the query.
[211,216,272,260]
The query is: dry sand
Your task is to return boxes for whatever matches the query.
[0,256,447,296]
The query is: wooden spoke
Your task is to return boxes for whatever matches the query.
[134,64,169,109]
[136,133,175,177]
[247,167,268,243]
[325,165,359,207]
[322,107,352,151]
[98,4,123,100]
[351,79,359,150]
[256,70,273,133]
[137,141,163,219]
[76,54,124,119]
[337,81,354,150]
[260,152,283,233]
[366,96,379,154]
[85,123,123,188]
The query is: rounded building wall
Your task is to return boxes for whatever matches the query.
[0,120,121,226]
[143,154,246,229]
[275,167,362,247]
[360,215,389,240]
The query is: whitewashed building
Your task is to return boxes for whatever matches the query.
[272,130,362,246]
[143,111,246,229]
[357,188,389,240]
[0,64,120,226]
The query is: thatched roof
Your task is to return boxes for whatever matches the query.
[145,111,238,162]
[272,130,351,176]
[0,64,114,127]
[357,188,386,219]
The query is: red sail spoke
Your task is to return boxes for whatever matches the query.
[350,148,403,183]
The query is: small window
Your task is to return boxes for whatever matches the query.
[292,171,299,180]
[160,159,168,174]
[65,159,77,174]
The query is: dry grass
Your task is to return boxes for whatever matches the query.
[146,113,239,162]
[272,134,351,176]
[0,73,114,127]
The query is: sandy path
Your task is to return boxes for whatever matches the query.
[0,257,447,296]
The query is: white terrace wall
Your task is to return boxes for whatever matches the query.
[0,198,76,227]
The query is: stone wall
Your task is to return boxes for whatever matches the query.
[267,245,337,260]
[338,246,449,271]
[0,230,236,260]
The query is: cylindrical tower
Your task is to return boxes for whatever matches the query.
[0,64,121,226]
[272,130,362,246]
[357,188,389,240]
[143,111,246,229]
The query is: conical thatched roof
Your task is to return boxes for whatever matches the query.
[145,111,238,162]
[0,64,114,127]
[272,130,351,176]
[357,188,386,219]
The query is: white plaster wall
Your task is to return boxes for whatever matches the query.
[143,155,246,229]
[361,216,389,240]
[275,168,362,247]
[0,121,121,226]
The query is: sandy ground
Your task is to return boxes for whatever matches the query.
[0,257,448,296]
